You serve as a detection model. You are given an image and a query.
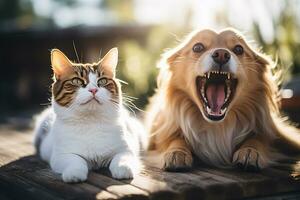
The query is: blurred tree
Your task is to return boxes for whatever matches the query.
[0,0,21,20]
[0,0,56,29]
[52,0,78,6]
[101,0,135,23]
[252,1,300,80]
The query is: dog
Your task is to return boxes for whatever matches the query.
[145,28,300,172]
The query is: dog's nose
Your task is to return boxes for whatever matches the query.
[212,49,231,65]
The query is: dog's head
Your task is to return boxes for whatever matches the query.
[160,28,274,122]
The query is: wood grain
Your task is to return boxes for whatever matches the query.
[0,126,300,200]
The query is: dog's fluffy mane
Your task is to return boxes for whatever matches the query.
[146,28,300,168]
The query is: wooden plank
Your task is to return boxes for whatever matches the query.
[0,192,11,200]
[94,167,179,199]
[198,167,300,199]
[113,165,235,200]
[0,127,32,141]
[94,165,185,199]
[1,127,300,200]
[0,172,65,200]
[0,139,34,166]
[88,172,149,199]
[248,191,300,200]
[0,129,149,199]
[191,169,244,199]
[0,131,118,200]
[0,156,117,200]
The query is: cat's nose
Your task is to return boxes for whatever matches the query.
[88,88,98,95]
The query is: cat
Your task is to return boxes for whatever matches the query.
[33,48,147,183]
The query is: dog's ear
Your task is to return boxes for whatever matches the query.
[166,47,183,65]
[159,44,185,70]
[248,45,275,70]
[235,29,274,68]
[159,31,197,69]
[156,44,186,87]
[254,51,272,67]
[167,50,181,68]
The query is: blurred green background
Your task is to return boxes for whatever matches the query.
[1,0,300,124]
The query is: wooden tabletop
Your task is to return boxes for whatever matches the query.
[0,125,300,200]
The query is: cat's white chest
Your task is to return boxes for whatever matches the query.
[51,121,127,167]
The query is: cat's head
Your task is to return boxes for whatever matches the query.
[51,48,121,117]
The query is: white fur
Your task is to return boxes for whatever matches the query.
[34,72,147,183]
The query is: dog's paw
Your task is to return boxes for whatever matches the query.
[110,163,134,179]
[233,147,266,172]
[163,149,193,172]
[62,166,88,183]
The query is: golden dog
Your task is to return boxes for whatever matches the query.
[146,28,300,171]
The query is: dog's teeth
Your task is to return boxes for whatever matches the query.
[221,107,227,115]
[201,84,208,103]
[227,73,231,79]
[208,72,211,79]
[226,87,231,101]
[207,106,211,113]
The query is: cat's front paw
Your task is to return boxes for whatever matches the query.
[109,163,134,179]
[62,166,88,183]
[233,147,267,172]
[163,149,193,171]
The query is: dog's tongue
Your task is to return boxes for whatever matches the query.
[206,84,225,114]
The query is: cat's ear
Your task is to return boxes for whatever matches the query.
[51,49,73,79]
[99,47,118,77]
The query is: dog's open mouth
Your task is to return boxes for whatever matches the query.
[196,71,238,121]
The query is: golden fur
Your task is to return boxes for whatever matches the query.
[146,28,300,171]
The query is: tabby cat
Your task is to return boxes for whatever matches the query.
[34,48,147,183]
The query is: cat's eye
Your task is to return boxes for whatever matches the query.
[193,43,205,53]
[233,45,244,55]
[98,78,108,86]
[71,78,84,86]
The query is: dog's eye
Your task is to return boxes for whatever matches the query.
[233,45,244,55]
[193,43,205,53]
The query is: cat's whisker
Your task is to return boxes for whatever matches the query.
[121,98,145,115]
[72,41,80,63]
[109,100,122,112]
[98,48,103,60]
[117,79,129,85]
[122,94,138,100]
[123,103,137,117]
[40,102,51,106]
